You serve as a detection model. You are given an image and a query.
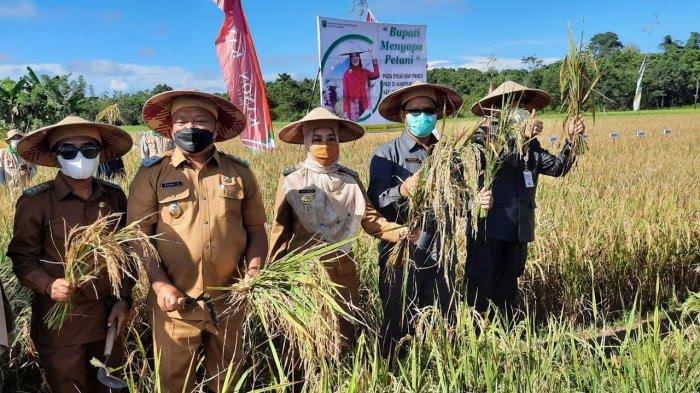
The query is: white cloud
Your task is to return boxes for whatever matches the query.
[427,60,453,70]
[0,0,38,18]
[428,56,558,71]
[0,60,227,93]
[109,78,129,91]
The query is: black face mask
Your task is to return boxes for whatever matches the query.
[173,128,214,153]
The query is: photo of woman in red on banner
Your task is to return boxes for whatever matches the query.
[341,42,380,121]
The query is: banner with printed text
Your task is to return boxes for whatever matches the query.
[317,16,427,124]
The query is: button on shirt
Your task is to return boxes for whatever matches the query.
[8,173,128,345]
[127,148,267,320]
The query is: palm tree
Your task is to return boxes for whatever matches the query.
[0,79,27,127]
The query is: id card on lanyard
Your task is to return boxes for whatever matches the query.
[522,150,535,188]
[523,170,535,188]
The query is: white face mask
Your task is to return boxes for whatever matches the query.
[57,152,100,180]
[9,140,20,150]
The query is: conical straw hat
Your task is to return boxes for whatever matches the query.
[17,116,133,167]
[278,107,365,144]
[471,80,550,116]
[4,128,22,142]
[378,81,463,123]
[142,90,247,142]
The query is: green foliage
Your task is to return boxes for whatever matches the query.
[0,32,698,130]
[428,31,700,114]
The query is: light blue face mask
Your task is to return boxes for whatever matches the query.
[406,112,437,138]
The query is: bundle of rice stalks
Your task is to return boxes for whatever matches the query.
[473,94,528,218]
[214,237,360,377]
[560,24,603,157]
[388,109,483,277]
[44,213,158,330]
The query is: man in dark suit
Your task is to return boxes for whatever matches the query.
[466,81,586,317]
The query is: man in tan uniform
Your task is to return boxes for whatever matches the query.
[0,128,37,190]
[8,116,134,393]
[140,129,174,163]
[128,90,268,392]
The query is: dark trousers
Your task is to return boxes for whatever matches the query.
[35,338,123,393]
[465,237,528,316]
[378,243,454,356]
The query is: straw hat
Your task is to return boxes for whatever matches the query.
[470,81,550,116]
[339,41,367,56]
[378,81,463,123]
[142,90,246,142]
[17,116,133,167]
[4,128,22,142]
[278,107,365,144]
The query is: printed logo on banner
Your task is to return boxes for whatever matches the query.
[317,16,427,125]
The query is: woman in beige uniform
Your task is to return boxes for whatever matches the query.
[269,107,410,345]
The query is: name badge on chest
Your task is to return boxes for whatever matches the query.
[523,170,535,188]
[405,157,422,164]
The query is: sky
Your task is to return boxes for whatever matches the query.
[0,0,698,93]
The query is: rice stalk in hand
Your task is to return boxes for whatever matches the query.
[44,213,159,330]
[473,93,527,219]
[213,237,361,377]
[389,104,484,282]
[560,24,602,158]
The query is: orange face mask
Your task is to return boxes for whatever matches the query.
[309,143,340,166]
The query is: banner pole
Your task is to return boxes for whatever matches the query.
[308,66,322,114]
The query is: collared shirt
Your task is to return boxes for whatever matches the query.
[0,148,36,189]
[127,148,267,320]
[367,131,440,268]
[367,131,435,224]
[8,173,128,345]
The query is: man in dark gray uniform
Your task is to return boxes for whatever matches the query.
[368,81,492,355]
[466,81,586,317]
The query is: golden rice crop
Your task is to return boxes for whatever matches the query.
[213,237,360,379]
[44,213,158,330]
[559,24,603,156]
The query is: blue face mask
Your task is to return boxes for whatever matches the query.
[406,112,437,138]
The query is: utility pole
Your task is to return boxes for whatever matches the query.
[694,79,699,109]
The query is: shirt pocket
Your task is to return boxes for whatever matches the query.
[158,188,191,226]
[217,176,244,222]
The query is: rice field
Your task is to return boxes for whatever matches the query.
[1,108,699,392]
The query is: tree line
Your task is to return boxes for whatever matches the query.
[1,31,698,131]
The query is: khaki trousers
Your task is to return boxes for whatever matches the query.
[152,308,244,393]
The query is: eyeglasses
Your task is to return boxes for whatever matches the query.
[54,144,101,160]
[405,108,437,116]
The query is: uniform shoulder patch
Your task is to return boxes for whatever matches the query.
[222,153,250,168]
[282,165,300,176]
[97,178,123,191]
[22,181,54,197]
[337,165,359,178]
[141,155,164,168]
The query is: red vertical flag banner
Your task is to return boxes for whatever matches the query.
[214,0,275,151]
[365,9,377,23]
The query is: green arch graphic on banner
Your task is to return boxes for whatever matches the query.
[321,34,384,122]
